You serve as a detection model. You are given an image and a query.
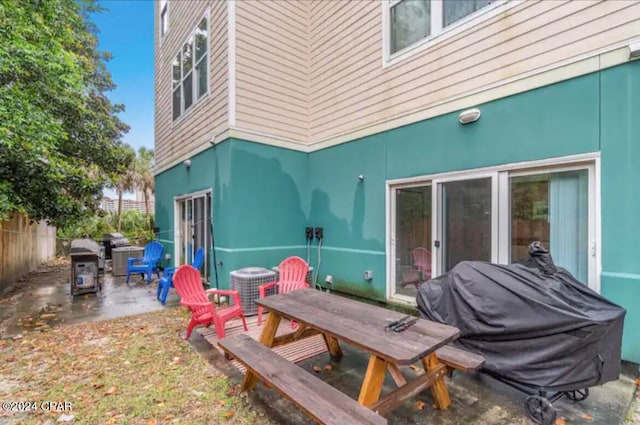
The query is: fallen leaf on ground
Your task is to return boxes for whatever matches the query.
[415,401,425,410]
[147,419,157,425]
[324,364,332,370]
[313,365,322,372]
[581,413,593,420]
[104,386,117,395]
[409,365,421,372]
[223,411,235,418]
[92,383,104,389]
[635,378,640,386]
[40,313,56,319]
[6,357,17,362]
[555,419,566,425]
[172,356,181,364]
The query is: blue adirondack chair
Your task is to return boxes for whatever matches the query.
[126,241,164,284]
[157,247,204,304]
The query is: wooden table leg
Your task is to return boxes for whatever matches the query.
[422,352,451,410]
[322,334,343,361]
[358,355,387,407]
[387,363,407,387]
[241,312,282,391]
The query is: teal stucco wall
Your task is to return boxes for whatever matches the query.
[306,71,600,302]
[154,139,308,289]
[600,59,640,363]
[155,61,640,362]
[155,141,232,271]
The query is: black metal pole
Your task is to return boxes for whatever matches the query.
[210,221,220,292]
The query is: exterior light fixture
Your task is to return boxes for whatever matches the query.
[459,108,481,125]
[183,159,191,169]
[628,41,640,59]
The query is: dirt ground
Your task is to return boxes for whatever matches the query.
[0,259,275,425]
[0,307,276,425]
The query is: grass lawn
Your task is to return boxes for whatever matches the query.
[0,308,274,425]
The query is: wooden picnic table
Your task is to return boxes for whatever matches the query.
[243,288,461,416]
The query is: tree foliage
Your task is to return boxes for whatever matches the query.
[58,209,156,246]
[0,0,133,227]
[134,147,155,230]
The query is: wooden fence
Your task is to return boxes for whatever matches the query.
[0,214,56,290]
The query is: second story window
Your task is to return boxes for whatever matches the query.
[172,15,209,121]
[160,0,168,37]
[389,0,494,56]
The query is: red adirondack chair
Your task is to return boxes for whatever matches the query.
[173,265,248,340]
[257,256,310,327]
[412,247,432,281]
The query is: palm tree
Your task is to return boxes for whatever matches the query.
[134,147,155,230]
[108,145,136,232]
[114,168,135,232]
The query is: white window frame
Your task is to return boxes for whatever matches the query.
[171,9,210,123]
[382,0,523,68]
[386,153,601,304]
[432,171,499,276]
[174,189,213,278]
[159,0,169,38]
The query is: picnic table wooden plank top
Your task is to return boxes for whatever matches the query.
[255,288,460,364]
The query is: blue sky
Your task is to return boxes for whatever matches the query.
[92,1,155,199]
[92,0,155,152]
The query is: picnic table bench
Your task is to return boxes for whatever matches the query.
[218,288,485,423]
[220,334,387,425]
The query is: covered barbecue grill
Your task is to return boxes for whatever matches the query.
[416,242,626,425]
[102,232,130,260]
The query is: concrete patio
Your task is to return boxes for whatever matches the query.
[0,259,173,337]
[1,260,638,425]
[192,314,638,425]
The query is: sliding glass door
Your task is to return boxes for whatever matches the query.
[393,185,432,297]
[175,190,212,281]
[439,177,493,273]
[389,158,597,300]
[509,169,590,282]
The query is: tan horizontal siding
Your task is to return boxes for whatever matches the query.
[236,11,307,63]
[154,0,228,172]
[246,0,308,36]
[235,0,309,141]
[235,91,307,122]
[235,73,307,109]
[309,0,640,140]
[155,0,640,160]
[235,51,307,93]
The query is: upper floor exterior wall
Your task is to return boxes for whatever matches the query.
[154,0,229,173]
[154,0,640,173]
[307,0,640,148]
[235,0,309,143]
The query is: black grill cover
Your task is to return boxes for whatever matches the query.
[416,242,626,392]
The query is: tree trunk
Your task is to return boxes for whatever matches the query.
[144,190,151,230]
[117,188,123,232]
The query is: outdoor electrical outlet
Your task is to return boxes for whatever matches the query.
[315,227,324,240]
[164,253,171,260]
[305,227,314,240]
[364,270,373,281]
[325,275,333,285]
